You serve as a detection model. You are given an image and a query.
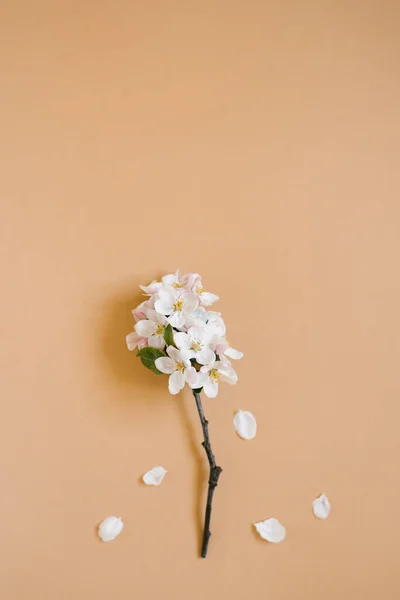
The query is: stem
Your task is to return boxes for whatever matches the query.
[192,390,223,558]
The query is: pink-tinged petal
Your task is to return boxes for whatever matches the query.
[224,346,243,360]
[204,379,218,398]
[182,272,195,289]
[148,335,166,350]
[168,371,185,395]
[182,292,199,314]
[199,292,219,306]
[155,357,175,374]
[154,298,174,315]
[191,274,202,290]
[132,308,146,322]
[200,364,212,373]
[162,273,177,286]
[139,280,162,295]
[134,319,156,338]
[166,346,183,362]
[126,332,141,351]
[174,332,190,351]
[169,311,185,329]
[212,335,229,353]
[132,300,149,321]
[197,348,216,365]
[145,308,157,321]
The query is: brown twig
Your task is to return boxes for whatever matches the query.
[192,390,222,558]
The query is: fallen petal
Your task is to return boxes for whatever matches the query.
[98,516,124,542]
[143,466,168,486]
[254,518,286,543]
[233,410,257,440]
[312,493,331,519]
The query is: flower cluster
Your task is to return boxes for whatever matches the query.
[126,270,243,397]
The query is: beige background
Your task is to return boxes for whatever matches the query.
[1,1,400,598]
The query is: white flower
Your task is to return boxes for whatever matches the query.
[139,280,163,296]
[155,346,198,394]
[98,516,124,542]
[212,335,243,365]
[134,309,169,349]
[197,361,238,398]
[155,286,198,329]
[174,326,216,365]
[191,275,219,307]
[162,270,193,290]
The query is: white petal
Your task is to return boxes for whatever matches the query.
[185,365,199,388]
[166,346,183,362]
[155,357,175,374]
[218,363,238,384]
[173,332,190,351]
[162,273,178,286]
[154,298,174,315]
[169,371,185,394]
[312,493,331,519]
[254,518,286,543]
[134,319,156,338]
[233,410,257,440]
[206,313,226,336]
[168,311,186,329]
[204,378,218,398]
[200,292,219,306]
[157,285,176,302]
[224,346,243,360]
[182,292,199,314]
[98,516,124,542]
[196,348,216,365]
[195,371,209,387]
[142,466,168,486]
[147,334,166,349]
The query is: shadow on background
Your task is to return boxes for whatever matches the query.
[101,280,208,554]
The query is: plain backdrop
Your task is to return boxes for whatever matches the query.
[1,1,400,598]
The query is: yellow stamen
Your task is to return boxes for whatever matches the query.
[155,324,166,336]
[175,362,185,373]
[209,368,220,383]
[190,340,203,353]
[173,298,184,311]
[195,285,204,296]
[173,282,184,289]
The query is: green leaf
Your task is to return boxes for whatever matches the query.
[163,324,177,348]
[137,347,167,375]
